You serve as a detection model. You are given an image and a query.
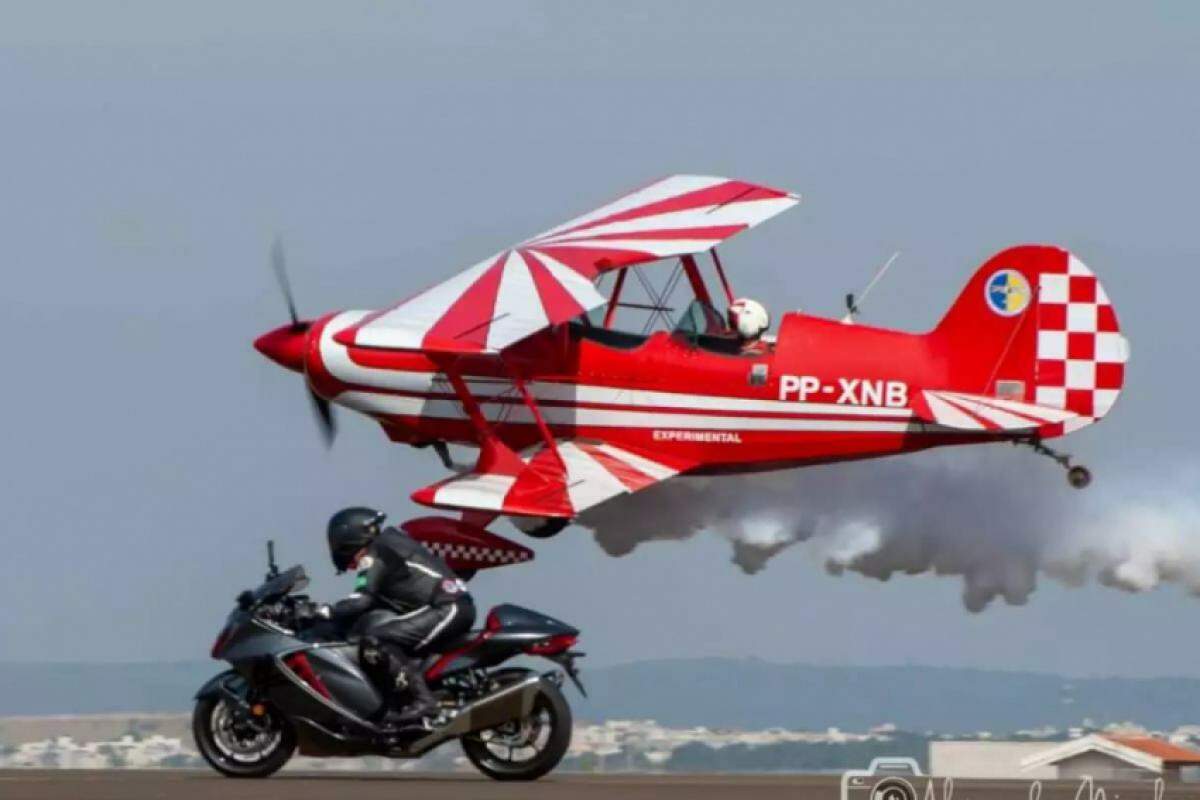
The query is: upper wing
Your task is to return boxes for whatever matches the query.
[411,438,687,519]
[335,175,799,354]
[912,389,1083,432]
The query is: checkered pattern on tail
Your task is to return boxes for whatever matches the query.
[1035,254,1128,430]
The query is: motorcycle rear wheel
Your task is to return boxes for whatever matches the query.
[460,674,572,781]
[193,695,296,778]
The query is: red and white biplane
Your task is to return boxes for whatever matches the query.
[255,175,1129,571]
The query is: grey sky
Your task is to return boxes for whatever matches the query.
[1,2,1197,676]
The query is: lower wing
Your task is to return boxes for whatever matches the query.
[412,439,686,519]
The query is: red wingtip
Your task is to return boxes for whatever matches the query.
[411,484,440,508]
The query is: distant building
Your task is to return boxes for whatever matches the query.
[931,735,1200,782]
[1022,735,1200,782]
[929,741,1057,779]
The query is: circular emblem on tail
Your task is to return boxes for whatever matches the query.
[985,269,1031,316]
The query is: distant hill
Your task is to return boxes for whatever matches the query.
[4,658,1200,732]
[575,658,1200,732]
[0,662,215,717]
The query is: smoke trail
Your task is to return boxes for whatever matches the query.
[573,448,1200,611]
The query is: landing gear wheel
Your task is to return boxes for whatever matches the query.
[461,676,572,781]
[514,518,569,539]
[193,695,296,778]
[1067,465,1092,489]
[1016,438,1093,490]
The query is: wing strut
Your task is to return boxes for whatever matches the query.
[602,268,627,329]
[414,361,691,519]
[438,360,525,476]
[681,254,714,308]
[509,370,562,462]
[421,358,558,522]
[710,248,734,304]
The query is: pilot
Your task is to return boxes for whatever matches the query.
[320,507,475,726]
[727,297,771,353]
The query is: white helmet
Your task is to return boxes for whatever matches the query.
[727,298,770,340]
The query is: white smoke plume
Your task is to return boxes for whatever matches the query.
[574,449,1200,611]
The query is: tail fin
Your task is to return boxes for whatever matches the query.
[930,245,1129,435]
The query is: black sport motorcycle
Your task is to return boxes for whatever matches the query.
[194,544,585,781]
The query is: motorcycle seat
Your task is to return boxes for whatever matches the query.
[434,628,481,653]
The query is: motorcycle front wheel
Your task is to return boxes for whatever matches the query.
[193,694,296,778]
[460,673,572,781]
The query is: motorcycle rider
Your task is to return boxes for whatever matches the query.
[317,507,475,725]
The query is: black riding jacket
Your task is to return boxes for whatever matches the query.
[331,528,468,623]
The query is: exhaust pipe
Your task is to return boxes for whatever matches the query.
[412,674,544,750]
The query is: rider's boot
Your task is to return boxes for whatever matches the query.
[392,657,439,725]
[361,638,427,730]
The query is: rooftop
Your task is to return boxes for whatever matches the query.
[1106,736,1200,765]
[1022,734,1200,774]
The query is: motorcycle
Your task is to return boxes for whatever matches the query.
[193,543,585,781]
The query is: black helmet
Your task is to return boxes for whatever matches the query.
[327,507,386,573]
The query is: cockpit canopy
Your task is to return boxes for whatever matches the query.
[562,243,776,356]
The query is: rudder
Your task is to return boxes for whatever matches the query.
[930,245,1129,434]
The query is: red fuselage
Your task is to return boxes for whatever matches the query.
[275,309,983,476]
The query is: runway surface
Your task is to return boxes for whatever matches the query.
[0,770,1191,800]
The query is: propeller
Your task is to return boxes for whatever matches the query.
[309,391,336,447]
[267,236,337,447]
[270,237,305,332]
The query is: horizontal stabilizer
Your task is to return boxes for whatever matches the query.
[412,439,683,519]
[913,389,1081,432]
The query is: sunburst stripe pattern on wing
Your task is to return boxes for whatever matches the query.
[340,175,800,354]
[411,439,683,518]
